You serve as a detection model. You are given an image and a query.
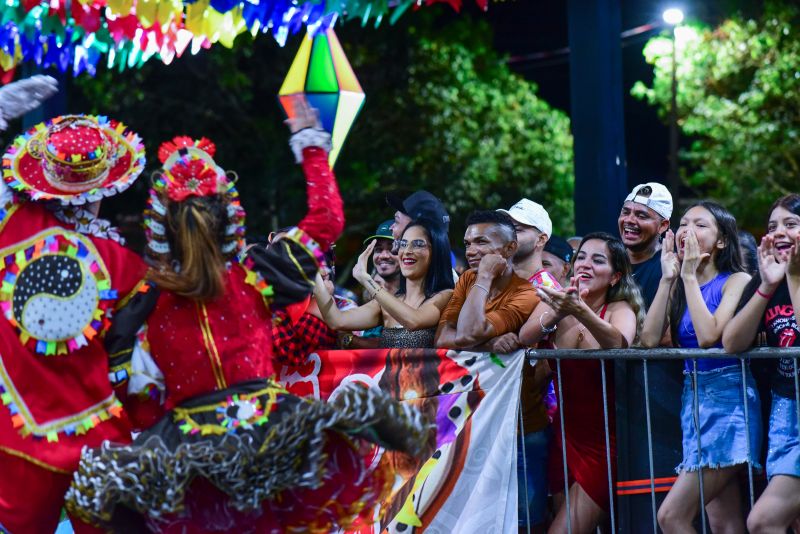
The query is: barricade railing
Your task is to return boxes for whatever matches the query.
[520,347,800,534]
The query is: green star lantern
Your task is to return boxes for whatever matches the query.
[279,28,366,166]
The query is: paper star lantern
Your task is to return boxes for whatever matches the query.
[278,28,365,166]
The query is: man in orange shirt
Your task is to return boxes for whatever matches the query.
[435,210,538,354]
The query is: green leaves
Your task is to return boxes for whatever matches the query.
[69,14,574,260]
[337,17,574,237]
[632,2,800,230]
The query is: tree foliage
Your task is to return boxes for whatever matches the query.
[339,20,574,238]
[70,14,574,257]
[632,3,800,230]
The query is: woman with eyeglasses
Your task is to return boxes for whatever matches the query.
[314,219,454,348]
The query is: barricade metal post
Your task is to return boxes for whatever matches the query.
[600,358,616,533]
[642,359,658,533]
[794,359,800,439]
[556,358,572,534]
[525,347,800,533]
[740,358,754,510]
[692,358,708,534]
[518,394,531,534]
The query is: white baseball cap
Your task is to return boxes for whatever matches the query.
[497,199,552,238]
[624,182,673,220]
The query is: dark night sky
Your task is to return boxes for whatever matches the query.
[451,0,763,190]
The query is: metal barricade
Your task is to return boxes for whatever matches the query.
[518,347,800,533]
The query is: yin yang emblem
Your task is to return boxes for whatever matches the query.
[13,254,98,342]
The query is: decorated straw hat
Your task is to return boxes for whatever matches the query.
[2,114,145,205]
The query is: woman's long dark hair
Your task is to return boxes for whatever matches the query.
[577,232,645,338]
[738,230,758,276]
[148,193,230,300]
[669,201,744,345]
[737,194,800,314]
[398,219,455,298]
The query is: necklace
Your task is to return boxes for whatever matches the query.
[577,303,607,344]
[402,293,427,309]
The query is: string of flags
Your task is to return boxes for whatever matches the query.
[0,0,490,76]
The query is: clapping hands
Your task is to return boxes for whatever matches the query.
[536,276,588,319]
[786,235,800,278]
[758,235,789,286]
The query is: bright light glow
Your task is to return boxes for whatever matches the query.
[662,8,684,25]
[674,25,697,48]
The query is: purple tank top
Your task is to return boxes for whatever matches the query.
[678,272,739,372]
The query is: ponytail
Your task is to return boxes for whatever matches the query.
[148,194,228,300]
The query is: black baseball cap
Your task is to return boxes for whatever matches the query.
[386,190,450,230]
[543,235,573,263]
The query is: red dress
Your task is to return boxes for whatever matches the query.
[0,196,146,533]
[547,304,617,513]
[65,146,431,533]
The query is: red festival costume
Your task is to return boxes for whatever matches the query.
[0,115,148,533]
[65,132,431,532]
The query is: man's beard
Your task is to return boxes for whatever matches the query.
[513,243,536,263]
[625,236,658,254]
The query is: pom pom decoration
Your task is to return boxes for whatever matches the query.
[279,28,364,167]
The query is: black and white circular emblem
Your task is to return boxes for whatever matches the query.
[13,255,98,342]
[0,230,115,355]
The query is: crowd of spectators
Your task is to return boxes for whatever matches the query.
[8,82,797,533]
[292,184,800,533]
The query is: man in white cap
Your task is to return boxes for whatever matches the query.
[618,182,673,308]
[498,198,561,290]
[616,181,680,529]
[497,198,557,532]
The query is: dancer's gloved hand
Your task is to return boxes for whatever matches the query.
[0,75,59,131]
[284,94,322,133]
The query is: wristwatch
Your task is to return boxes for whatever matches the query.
[340,333,354,349]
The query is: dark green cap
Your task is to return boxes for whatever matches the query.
[363,220,394,245]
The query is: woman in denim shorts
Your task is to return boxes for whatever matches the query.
[724,194,800,532]
[641,201,759,533]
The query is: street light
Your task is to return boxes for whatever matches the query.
[662,7,684,25]
[663,7,684,211]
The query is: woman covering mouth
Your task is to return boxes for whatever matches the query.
[640,200,757,534]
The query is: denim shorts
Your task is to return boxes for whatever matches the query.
[517,427,551,526]
[678,365,762,472]
[766,392,800,479]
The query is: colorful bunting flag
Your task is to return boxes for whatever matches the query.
[0,0,493,78]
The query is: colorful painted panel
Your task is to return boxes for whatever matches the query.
[277,348,523,532]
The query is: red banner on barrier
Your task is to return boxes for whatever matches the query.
[277,348,525,532]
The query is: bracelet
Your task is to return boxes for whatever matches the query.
[372,286,384,298]
[474,283,490,294]
[539,311,558,334]
[756,288,774,300]
[340,333,353,349]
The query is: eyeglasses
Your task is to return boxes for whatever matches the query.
[397,239,429,251]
